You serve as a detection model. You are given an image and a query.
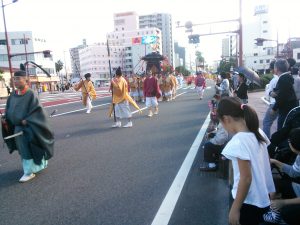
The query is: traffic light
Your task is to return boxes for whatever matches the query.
[255,38,264,46]
[188,34,200,44]
[43,50,52,58]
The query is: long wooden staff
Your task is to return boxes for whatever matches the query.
[107,39,116,122]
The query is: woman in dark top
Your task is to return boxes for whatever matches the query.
[234,73,248,104]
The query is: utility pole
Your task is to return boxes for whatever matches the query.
[238,0,243,67]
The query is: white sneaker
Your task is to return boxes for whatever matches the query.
[147,111,153,117]
[86,110,91,114]
[19,173,35,183]
[112,121,121,128]
[123,122,133,128]
[154,109,159,115]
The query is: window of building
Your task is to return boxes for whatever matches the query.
[0,39,7,45]
[263,30,268,33]
[263,21,268,24]
[116,28,118,31]
[254,61,257,63]
[253,52,258,56]
[122,27,124,30]
[260,59,264,64]
[298,53,300,60]
[266,59,270,63]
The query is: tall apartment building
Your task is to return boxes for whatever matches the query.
[139,13,174,67]
[0,31,58,90]
[70,39,87,78]
[242,4,276,72]
[174,41,186,68]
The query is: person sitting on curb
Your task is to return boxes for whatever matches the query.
[263,128,300,225]
[199,123,231,171]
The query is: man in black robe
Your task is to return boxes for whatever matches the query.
[2,70,54,182]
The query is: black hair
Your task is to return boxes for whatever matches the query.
[14,70,26,77]
[217,97,266,143]
[116,67,122,77]
[269,60,275,70]
[220,72,227,79]
[84,73,91,79]
[238,73,246,82]
[289,128,300,151]
[275,59,289,73]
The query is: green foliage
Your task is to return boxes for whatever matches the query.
[175,66,191,76]
[218,57,236,74]
[260,73,273,88]
[195,51,205,64]
[55,60,64,73]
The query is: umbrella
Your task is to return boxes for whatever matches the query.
[235,66,261,86]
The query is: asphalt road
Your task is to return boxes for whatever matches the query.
[0,84,216,225]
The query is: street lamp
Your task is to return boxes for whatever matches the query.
[1,0,18,89]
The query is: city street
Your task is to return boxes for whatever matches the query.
[0,84,217,225]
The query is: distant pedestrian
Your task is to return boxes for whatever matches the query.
[2,70,54,182]
[74,73,97,114]
[6,85,11,96]
[293,69,300,105]
[216,72,231,97]
[218,97,275,225]
[195,71,206,100]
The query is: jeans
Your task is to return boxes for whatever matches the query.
[262,104,278,139]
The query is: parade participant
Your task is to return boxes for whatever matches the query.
[2,70,54,182]
[74,73,97,114]
[170,73,178,100]
[137,75,145,103]
[143,70,160,117]
[219,97,275,225]
[128,75,138,101]
[162,73,173,101]
[158,73,165,101]
[195,71,206,100]
[109,67,141,128]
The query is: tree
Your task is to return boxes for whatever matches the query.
[175,66,191,76]
[217,57,236,74]
[55,60,64,74]
[195,51,205,69]
[0,69,3,81]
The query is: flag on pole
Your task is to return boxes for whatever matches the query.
[106,39,111,57]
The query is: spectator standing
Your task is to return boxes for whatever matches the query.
[263,61,279,139]
[271,59,299,130]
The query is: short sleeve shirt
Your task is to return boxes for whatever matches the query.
[222,131,275,208]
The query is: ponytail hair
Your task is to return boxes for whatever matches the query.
[217,97,266,143]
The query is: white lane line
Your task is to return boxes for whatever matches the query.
[206,86,212,89]
[44,95,111,108]
[151,112,211,225]
[261,96,270,105]
[132,107,148,114]
[176,91,187,97]
[50,103,110,117]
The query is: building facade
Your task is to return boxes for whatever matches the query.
[0,31,58,91]
[70,39,87,79]
[174,41,186,68]
[139,13,174,67]
[242,4,276,73]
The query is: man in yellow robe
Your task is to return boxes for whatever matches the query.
[109,67,141,128]
[170,73,178,100]
[74,73,97,113]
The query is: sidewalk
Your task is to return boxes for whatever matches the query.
[168,90,273,225]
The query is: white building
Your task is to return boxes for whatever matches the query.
[139,13,174,66]
[0,31,58,90]
[242,4,276,72]
[70,39,87,78]
[293,48,300,64]
[222,35,237,61]
[107,12,162,75]
[79,42,125,86]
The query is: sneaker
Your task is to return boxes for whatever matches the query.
[112,122,121,128]
[199,165,217,172]
[148,111,153,117]
[86,110,91,114]
[19,173,36,183]
[123,122,133,128]
[154,109,159,115]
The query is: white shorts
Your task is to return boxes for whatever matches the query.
[115,101,132,118]
[145,97,158,108]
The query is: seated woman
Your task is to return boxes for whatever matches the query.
[264,128,300,225]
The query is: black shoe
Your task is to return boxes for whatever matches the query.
[199,165,217,172]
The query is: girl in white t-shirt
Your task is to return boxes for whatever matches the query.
[217,97,275,225]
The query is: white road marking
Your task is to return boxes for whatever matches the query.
[132,107,148,114]
[151,112,211,225]
[261,96,270,105]
[50,103,110,117]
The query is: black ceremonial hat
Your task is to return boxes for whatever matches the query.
[14,70,27,77]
